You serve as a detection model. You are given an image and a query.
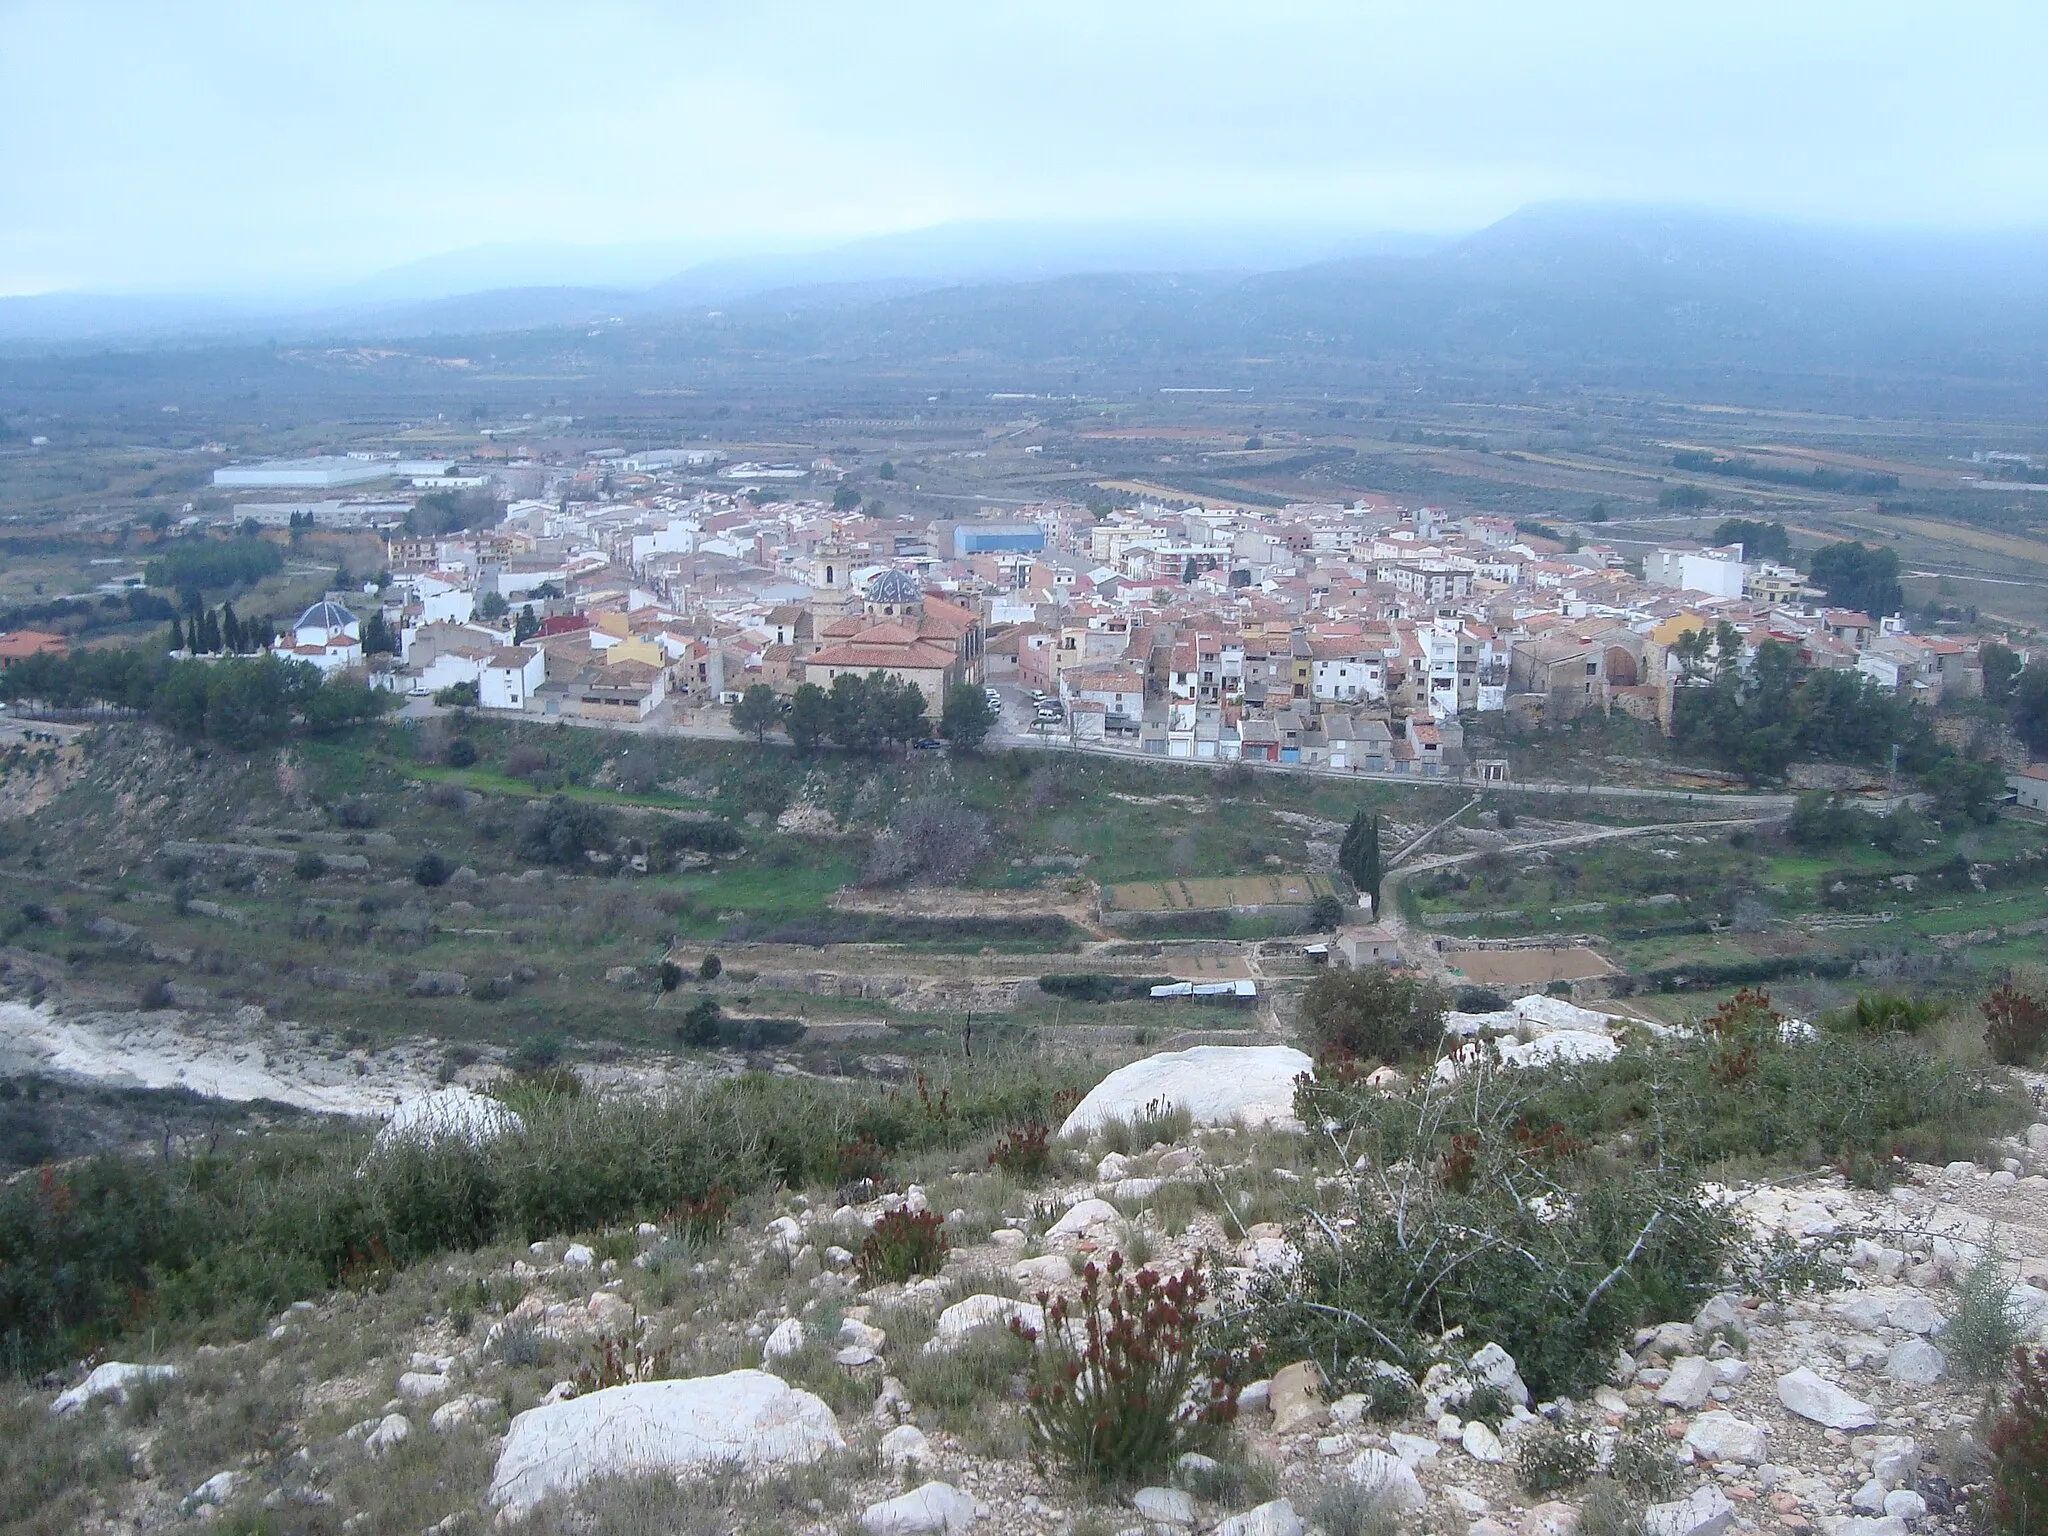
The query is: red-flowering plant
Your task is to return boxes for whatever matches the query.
[1013,1251,1249,1484]
[988,1121,1054,1179]
[1988,1346,2048,1534]
[857,1207,949,1284]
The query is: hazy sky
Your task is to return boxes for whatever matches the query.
[5,0,2047,295]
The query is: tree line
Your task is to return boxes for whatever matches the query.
[0,648,391,749]
[166,600,280,656]
[1670,621,2002,820]
[728,674,997,753]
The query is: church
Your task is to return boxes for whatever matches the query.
[789,535,983,699]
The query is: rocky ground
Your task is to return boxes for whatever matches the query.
[16,1031,2048,1536]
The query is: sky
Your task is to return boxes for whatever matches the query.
[5,0,2048,296]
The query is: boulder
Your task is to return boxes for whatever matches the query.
[1884,1491,1928,1522]
[1133,1487,1196,1525]
[1014,1254,1072,1289]
[1345,1448,1427,1514]
[373,1087,523,1154]
[363,1414,410,1457]
[587,1291,635,1331]
[1522,1503,1581,1536]
[1645,1486,1735,1536]
[1212,1500,1307,1536]
[1889,1296,1943,1335]
[1777,1367,1877,1430]
[51,1361,176,1415]
[1469,1342,1531,1407]
[396,1371,451,1401]
[1885,1338,1947,1386]
[1657,1357,1716,1410]
[1462,1421,1505,1462]
[487,1370,845,1518]
[1057,1045,1313,1138]
[763,1318,806,1361]
[1497,1030,1620,1068]
[406,970,469,997]
[1271,1360,1328,1435]
[880,1424,933,1469]
[859,1481,977,1535]
[1684,1411,1768,1466]
[1045,1198,1122,1241]
[928,1294,1043,1351]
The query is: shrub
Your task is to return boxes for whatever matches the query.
[1986,986,2048,1067]
[1826,992,1945,1036]
[1949,1248,2026,1382]
[1455,987,1510,1014]
[676,999,722,1049]
[858,1207,949,1283]
[667,1185,735,1244]
[1606,1421,1683,1500]
[860,797,991,886]
[1015,1253,1245,1484]
[293,850,327,880]
[1299,967,1448,1064]
[1989,1347,2048,1536]
[833,1133,890,1186]
[575,1332,676,1394]
[989,1122,1054,1179]
[445,737,478,768]
[1519,1425,1600,1494]
[413,849,451,887]
[1309,1483,1407,1536]
[138,976,173,1010]
[1578,1479,1648,1536]
[334,796,377,829]
[698,952,723,981]
[1262,1062,1738,1400]
[658,960,683,992]
[518,795,614,866]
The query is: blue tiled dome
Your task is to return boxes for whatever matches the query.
[866,569,922,604]
[294,599,358,632]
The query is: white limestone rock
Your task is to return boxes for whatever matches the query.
[51,1361,176,1415]
[762,1317,806,1361]
[1885,1338,1947,1386]
[1776,1367,1877,1430]
[926,1294,1043,1352]
[373,1086,522,1153]
[1045,1198,1121,1241]
[1132,1486,1196,1525]
[1057,1045,1313,1138]
[1684,1411,1767,1466]
[1645,1485,1735,1536]
[859,1481,978,1534]
[1346,1448,1428,1513]
[1657,1357,1715,1410]
[1212,1500,1308,1536]
[880,1424,933,1469]
[487,1370,845,1518]
[1462,1421,1505,1463]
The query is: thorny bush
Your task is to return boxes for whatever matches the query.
[1015,1251,1249,1485]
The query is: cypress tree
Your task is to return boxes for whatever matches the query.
[200,608,222,654]
[222,603,243,655]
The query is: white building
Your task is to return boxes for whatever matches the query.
[285,599,362,674]
[480,647,544,711]
[1647,545,1746,601]
[213,458,393,490]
